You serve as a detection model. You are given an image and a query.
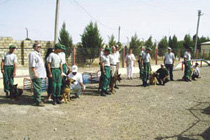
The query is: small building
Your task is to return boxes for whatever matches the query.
[201,41,210,55]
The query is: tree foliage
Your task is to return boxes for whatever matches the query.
[158,36,168,56]
[58,22,73,58]
[81,21,103,64]
[129,34,141,56]
[108,34,116,47]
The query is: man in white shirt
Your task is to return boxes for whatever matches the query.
[1,45,17,97]
[191,63,200,80]
[68,65,85,98]
[183,47,192,82]
[164,47,175,81]
[29,43,46,106]
[126,49,136,79]
[47,43,63,105]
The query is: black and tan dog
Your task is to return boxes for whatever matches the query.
[109,74,121,94]
[98,74,122,94]
[60,76,75,103]
[9,84,23,100]
[149,72,158,86]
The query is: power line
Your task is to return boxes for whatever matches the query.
[0,0,11,6]
[72,0,117,31]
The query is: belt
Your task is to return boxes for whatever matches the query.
[111,64,116,66]
[51,68,60,69]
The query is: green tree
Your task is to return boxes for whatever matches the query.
[168,35,178,55]
[158,36,168,56]
[129,34,141,56]
[81,21,103,64]
[58,22,73,58]
[183,34,194,50]
[108,34,116,47]
[145,36,153,48]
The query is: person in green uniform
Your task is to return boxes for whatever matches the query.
[138,48,145,79]
[183,47,192,82]
[100,48,111,96]
[1,45,17,97]
[142,47,152,87]
[47,43,63,105]
[29,43,47,106]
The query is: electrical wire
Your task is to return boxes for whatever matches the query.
[72,0,117,31]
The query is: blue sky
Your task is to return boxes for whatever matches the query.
[0,0,209,44]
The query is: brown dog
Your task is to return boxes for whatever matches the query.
[9,84,23,100]
[60,76,75,103]
[149,72,158,86]
[98,74,122,94]
[109,74,122,94]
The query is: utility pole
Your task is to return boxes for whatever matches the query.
[25,28,28,39]
[54,0,60,45]
[118,26,121,43]
[194,10,203,54]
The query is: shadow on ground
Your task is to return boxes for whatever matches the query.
[155,102,210,140]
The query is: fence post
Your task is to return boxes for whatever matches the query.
[203,49,205,59]
[72,47,75,65]
[181,62,184,71]
[200,60,202,67]
[179,49,181,61]
[122,47,125,68]
[155,48,158,65]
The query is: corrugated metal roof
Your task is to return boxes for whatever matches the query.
[201,41,210,45]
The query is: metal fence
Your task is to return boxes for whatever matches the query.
[1,47,210,68]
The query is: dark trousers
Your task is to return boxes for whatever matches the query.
[165,64,173,80]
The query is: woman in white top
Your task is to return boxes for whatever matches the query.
[125,49,136,79]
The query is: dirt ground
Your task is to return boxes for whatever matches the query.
[0,67,210,140]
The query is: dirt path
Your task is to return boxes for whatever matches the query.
[0,67,210,140]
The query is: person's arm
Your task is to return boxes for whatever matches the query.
[31,67,39,79]
[1,60,4,74]
[13,62,17,77]
[101,62,106,75]
[47,62,52,78]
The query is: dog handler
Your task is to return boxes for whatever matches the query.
[47,43,63,105]
[68,65,85,98]
[100,48,111,96]
[29,43,46,106]
[142,47,152,87]
[138,48,145,79]
[110,46,118,87]
[1,45,17,97]
[183,47,193,82]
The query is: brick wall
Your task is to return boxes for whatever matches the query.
[0,37,54,66]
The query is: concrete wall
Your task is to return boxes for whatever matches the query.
[0,37,53,66]
[201,44,210,54]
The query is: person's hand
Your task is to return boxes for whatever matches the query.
[82,86,85,92]
[34,73,38,79]
[1,69,4,74]
[61,74,63,78]
[49,74,53,78]
[103,71,106,75]
[13,73,16,78]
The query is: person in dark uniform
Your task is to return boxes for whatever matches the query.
[156,64,169,85]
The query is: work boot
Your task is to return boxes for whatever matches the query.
[101,91,106,97]
[52,98,57,105]
[56,98,62,104]
[105,91,111,95]
[114,85,119,89]
[5,92,9,98]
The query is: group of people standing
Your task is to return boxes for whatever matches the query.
[126,46,200,87]
[1,43,85,107]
